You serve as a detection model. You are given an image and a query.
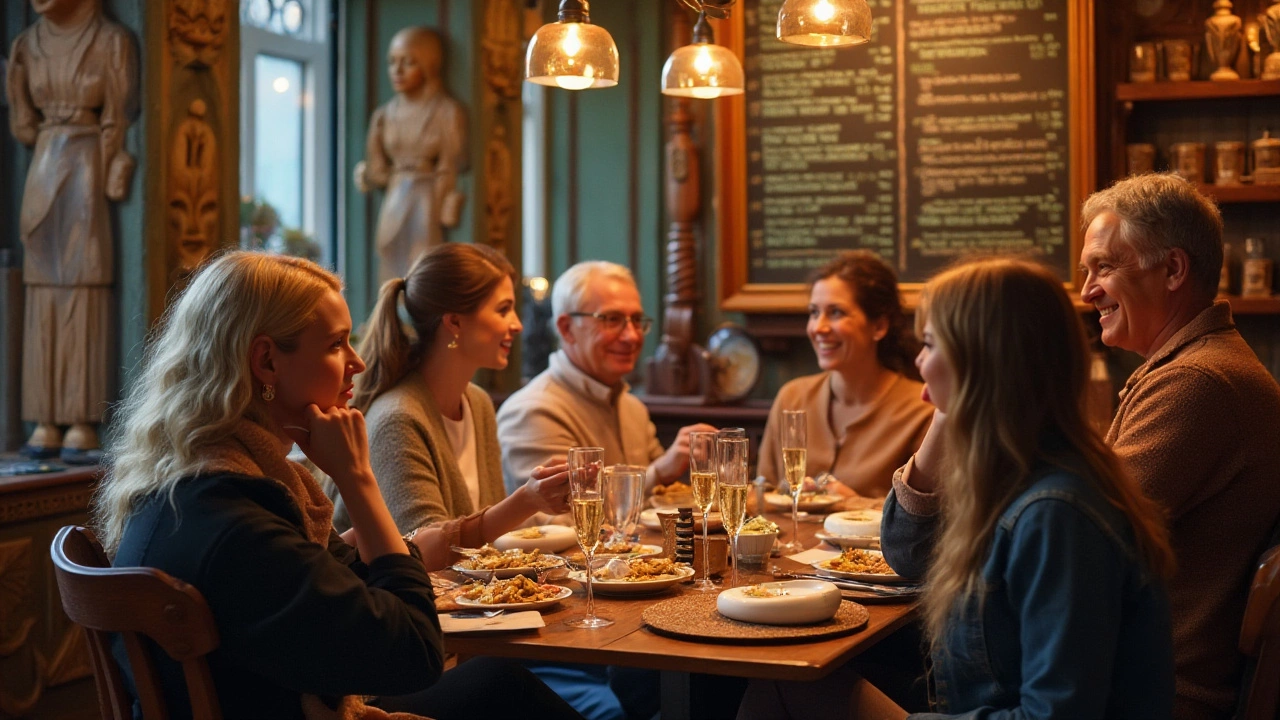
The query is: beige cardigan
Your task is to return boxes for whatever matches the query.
[1108,301,1280,720]
[333,374,505,534]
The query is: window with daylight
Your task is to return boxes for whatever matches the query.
[239,0,335,266]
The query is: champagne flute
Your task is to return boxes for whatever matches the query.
[717,436,750,588]
[603,464,645,547]
[779,409,808,554]
[688,431,720,591]
[565,446,613,629]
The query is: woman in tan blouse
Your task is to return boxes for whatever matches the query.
[759,251,932,498]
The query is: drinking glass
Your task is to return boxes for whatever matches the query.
[779,409,808,554]
[688,431,720,591]
[717,436,750,588]
[565,446,613,629]
[604,464,645,546]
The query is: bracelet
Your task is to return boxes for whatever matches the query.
[402,527,423,561]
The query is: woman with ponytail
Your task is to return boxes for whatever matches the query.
[879,257,1177,717]
[333,243,570,549]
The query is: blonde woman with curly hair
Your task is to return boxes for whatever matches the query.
[881,258,1177,717]
[95,252,580,720]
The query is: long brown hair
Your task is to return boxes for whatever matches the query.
[917,258,1175,642]
[353,243,516,411]
[809,250,917,375]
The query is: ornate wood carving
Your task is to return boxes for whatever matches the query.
[169,99,219,275]
[482,0,523,253]
[170,0,228,67]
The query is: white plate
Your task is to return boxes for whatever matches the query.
[764,492,842,513]
[813,532,880,550]
[639,508,723,531]
[716,580,842,625]
[454,584,573,611]
[451,555,566,580]
[567,566,695,595]
[492,525,579,553]
[823,510,881,538]
[811,550,911,584]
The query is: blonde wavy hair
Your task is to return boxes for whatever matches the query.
[917,258,1175,643]
[94,252,343,555]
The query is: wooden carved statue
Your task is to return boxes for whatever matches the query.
[1206,0,1244,80]
[169,99,219,274]
[169,0,227,67]
[355,27,468,285]
[1261,0,1280,80]
[5,0,137,462]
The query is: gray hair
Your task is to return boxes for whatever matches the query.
[1080,173,1223,298]
[551,261,637,330]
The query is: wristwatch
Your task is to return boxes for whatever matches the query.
[402,527,423,561]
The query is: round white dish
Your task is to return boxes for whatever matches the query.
[567,566,695,595]
[492,525,579,553]
[764,492,842,513]
[639,508,723,531]
[811,551,911,584]
[454,584,572,612]
[813,532,879,550]
[451,555,566,580]
[734,531,778,558]
[823,510,881,538]
[565,543,664,566]
[716,580,842,625]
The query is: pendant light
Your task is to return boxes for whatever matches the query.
[525,0,619,90]
[661,9,744,99]
[776,0,872,47]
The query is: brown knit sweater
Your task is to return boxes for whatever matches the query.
[1107,301,1280,720]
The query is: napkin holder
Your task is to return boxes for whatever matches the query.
[658,510,728,576]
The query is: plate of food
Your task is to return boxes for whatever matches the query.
[649,482,696,509]
[491,525,578,553]
[451,545,566,580]
[454,575,573,611]
[812,548,911,584]
[813,532,880,550]
[639,508,723,531]
[764,491,842,513]
[567,556,695,596]
[564,542,664,566]
[716,580,842,625]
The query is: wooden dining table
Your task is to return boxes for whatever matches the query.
[440,509,919,719]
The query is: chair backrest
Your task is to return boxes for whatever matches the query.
[50,526,223,720]
[1238,544,1280,720]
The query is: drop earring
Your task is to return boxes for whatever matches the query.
[448,335,459,349]
[262,384,276,402]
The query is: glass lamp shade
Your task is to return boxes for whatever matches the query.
[776,0,872,47]
[525,21,620,90]
[662,42,745,98]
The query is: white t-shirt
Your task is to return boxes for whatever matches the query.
[441,395,480,509]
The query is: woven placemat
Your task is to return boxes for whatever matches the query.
[642,593,869,644]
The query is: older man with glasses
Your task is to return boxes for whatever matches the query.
[498,260,714,497]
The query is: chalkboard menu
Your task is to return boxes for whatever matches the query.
[720,0,1092,310]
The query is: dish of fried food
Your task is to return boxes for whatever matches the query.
[567,557,695,595]
[451,545,566,580]
[455,576,572,611]
[812,549,911,584]
[564,542,662,566]
[594,556,683,581]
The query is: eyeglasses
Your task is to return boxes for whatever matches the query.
[567,312,654,336]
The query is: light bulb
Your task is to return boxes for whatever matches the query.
[690,86,723,99]
[555,74,595,90]
[814,0,835,21]
[273,76,290,93]
[562,24,582,57]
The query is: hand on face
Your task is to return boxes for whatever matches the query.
[292,403,374,488]
[525,460,571,515]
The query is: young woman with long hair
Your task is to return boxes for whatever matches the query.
[882,257,1177,716]
[758,250,932,498]
[95,252,581,720]
[332,242,569,542]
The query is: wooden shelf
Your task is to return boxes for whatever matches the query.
[1224,295,1280,315]
[1115,79,1280,102]
[1197,184,1280,203]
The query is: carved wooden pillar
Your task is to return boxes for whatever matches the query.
[647,5,710,401]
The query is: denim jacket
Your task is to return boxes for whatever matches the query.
[882,456,1175,719]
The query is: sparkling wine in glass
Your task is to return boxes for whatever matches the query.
[780,409,808,554]
[688,431,720,591]
[717,436,750,588]
[566,446,613,629]
[604,464,645,547]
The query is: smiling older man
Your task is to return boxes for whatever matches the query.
[1079,173,1280,720]
[497,260,714,495]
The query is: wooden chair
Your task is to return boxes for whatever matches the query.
[1238,544,1280,720]
[50,526,223,720]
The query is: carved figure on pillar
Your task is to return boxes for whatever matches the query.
[169,99,219,275]
[355,27,469,285]
[6,0,137,462]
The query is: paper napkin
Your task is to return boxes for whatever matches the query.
[440,610,546,634]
